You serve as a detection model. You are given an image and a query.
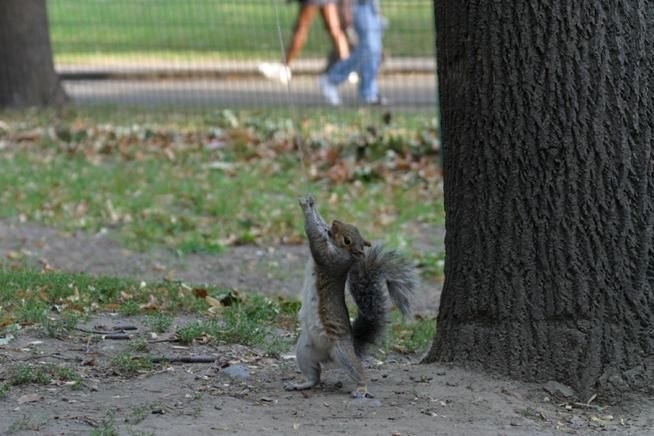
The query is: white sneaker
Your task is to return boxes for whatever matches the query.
[347,72,359,84]
[258,62,292,84]
[318,75,341,106]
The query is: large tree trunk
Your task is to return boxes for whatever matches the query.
[425,1,654,398]
[0,0,67,107]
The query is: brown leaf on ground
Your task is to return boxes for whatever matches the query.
[139,294,160,311]
[192,288,208,299]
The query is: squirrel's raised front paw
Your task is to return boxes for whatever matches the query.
[298,194,315,210]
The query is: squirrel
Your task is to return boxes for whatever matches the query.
[284,194,416,398]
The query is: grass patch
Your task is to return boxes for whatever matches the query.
[0,269,216,331]
[89,412,120,436]
[0,107,442,255]
[14,299,49,325]
[175,293,296,353]
[42,312,82,338]
[175,320,215,345]
[416,251,445,280]
[110,353,153,376]
[7,416,48,434]
[386,311,436,354]
[8,363,81,388]
[47,0,434,62]
[146,313,173,333]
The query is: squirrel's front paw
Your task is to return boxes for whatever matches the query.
[298,194,315,210]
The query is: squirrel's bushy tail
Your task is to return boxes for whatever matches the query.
[348,244,417,357]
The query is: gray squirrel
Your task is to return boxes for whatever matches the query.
[284,194,416,397]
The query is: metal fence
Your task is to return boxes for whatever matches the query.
[48,0,436,109]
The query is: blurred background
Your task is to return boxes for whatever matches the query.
[48,0,436,108]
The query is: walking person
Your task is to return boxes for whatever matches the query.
[259,0,350,84]
[318,0,386,105]
[325,0,359,83]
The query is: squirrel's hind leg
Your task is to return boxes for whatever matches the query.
[284,331,323,391]
[332,339,374,398]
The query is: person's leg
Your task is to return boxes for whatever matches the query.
[354,3,383,102]
[320,40,361,105]
[319,3,350,60]
[286,4,319,66]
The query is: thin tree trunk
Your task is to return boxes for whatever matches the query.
[0,0,67,107]
[425,0,654,398]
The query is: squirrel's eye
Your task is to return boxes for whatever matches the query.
[344,236,352,245]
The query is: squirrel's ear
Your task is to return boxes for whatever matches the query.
[364,239,371,247]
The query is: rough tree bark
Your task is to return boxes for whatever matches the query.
[425,1,654,398]
[0,0,67,107]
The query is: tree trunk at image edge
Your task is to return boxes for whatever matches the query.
[0,0,67,107]
[425,0,654,398]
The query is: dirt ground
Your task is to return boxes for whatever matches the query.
[1,220,653,435]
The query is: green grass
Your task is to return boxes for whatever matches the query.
[42,312,82,338]
[0,269,214,327]
[110,353,153,376]
[0,107,442,255]
[386,312,436,354]
[8,363,81,387]
[146,313,173,333]
[175,293,295,352]
[416,251,446,280]
[0,266,296,350]
[47,0,434,63]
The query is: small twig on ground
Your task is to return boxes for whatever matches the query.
[150,356,218,364]
[75,327,135,335]
[15,353,80,362]
[148,337,180,344]
[558,402,603,410]
[586,393,597,405]
[74,327,131,339]
[101,333,130,340]
[109,326,138,331]
[68,415,99,427]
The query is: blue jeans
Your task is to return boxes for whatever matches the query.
[326,2,383,101]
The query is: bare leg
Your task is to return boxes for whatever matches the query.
[319,4,350,59]
[285,4,319,66]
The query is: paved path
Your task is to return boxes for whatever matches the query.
[58,57,437,109]
[63,74,437,109]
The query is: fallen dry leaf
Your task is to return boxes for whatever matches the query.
[139,294,160,310]
[192,288,208,299]
[205,296,223,310]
